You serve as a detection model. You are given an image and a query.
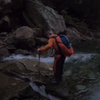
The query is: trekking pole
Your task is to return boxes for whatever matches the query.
[38,51,41,75]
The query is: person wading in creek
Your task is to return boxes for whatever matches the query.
[37,30,74,84]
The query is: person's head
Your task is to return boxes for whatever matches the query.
[46,30,54,38]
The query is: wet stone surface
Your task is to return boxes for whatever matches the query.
[0,58,70,100]
[0,72,29,100]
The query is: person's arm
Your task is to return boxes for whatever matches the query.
[37,39,53,52]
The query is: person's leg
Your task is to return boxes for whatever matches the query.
[56,55,65,82]
[53,54,65,83]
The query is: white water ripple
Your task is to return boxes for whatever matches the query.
[3,53,98,64]
[29,82,62,100]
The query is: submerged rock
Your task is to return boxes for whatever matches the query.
[63,70,72,76]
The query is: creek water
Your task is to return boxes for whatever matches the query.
[63,52,100,100]
[29,82,62,100]
[3,52,100,100]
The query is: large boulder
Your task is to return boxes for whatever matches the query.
[23,0,67,36]
[5,26,35,49]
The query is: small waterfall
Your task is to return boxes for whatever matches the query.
[29,82,62,100]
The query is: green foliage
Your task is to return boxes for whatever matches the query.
[41,0,100,29]
[61,9,72,21]
[76,0,83,4]
[61,9,80,23]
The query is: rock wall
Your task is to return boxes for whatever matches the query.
[0,0,100,59]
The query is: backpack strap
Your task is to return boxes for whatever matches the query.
[51,36,57,39]
[51,36,63,55]
[59,34,72,48]
[59,34,69,43]
[51,35,73,56]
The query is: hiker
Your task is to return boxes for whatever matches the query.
[37,30,73,84]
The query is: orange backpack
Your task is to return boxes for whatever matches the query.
[52,34,74,57]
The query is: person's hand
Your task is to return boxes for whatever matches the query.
[37,48,41,52]
[37,48,42,55]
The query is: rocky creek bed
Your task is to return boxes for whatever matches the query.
[0,58,70,100]
[1,52,100,100]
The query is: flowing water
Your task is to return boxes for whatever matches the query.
[63,52,100,100]
[3,52,100,100]
[29,82,62,100]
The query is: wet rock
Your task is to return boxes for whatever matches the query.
[0,58,53,78]
[14,49,33,55]
[63,70,72,76]
[5,26,36,50]
[13,26,35,44]
[0,58,70,99]
[13,26,35,48]
[18,58,53,73]
[9,86,50,100]
[0,72,29,100]
[45,76,70,99]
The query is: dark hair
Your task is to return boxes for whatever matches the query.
[58,30,67,35]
